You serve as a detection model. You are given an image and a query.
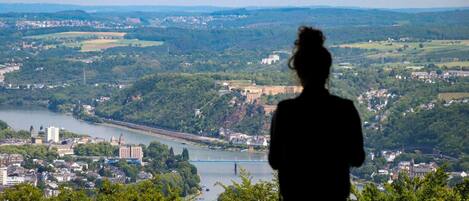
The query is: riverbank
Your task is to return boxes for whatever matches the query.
[0,107,273,201]
[100,122,199,145]
[0,104,267,153]
[102,118,225,144]
[100,119,268,154]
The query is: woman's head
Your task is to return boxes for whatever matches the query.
[288,26,332,88]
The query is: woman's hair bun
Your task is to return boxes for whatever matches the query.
[296,26,325,49]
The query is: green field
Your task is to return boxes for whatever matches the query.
[25,31,163,52]
[338,40,468,56]
[336,40,469,65]
[438,92,469,101]
[436,61,469,68]
[71,39,163,52]
[338,40,469,51]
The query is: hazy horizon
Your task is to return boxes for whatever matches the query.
[1,0,469,9]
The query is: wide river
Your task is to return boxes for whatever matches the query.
[0,107,273,200]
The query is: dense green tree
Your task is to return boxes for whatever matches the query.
[0,120,8,130]
[0,184,43,201]
[217,169,279,201]
[181,148,189,161]
[353,168,465,201]
[74,142,118,157]
[49,187,91,201]
[0,145,58,161]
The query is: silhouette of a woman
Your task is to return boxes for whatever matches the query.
[269,26,365,201]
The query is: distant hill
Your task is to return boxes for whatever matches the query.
[95,74,267,136]
[0,3,229,13]
[388,7,469,13]
[1,3,467,13]
[369,104,469,158]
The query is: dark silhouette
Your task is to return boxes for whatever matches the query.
[234,162,238,175]
[268,26,365,200]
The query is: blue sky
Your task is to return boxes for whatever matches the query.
[1,0,469,8]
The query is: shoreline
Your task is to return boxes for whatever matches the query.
[0,105,267,153]
[99,120,267,154]
[99,122,201,146]
[99,119,268,154]
[101,118,226,144]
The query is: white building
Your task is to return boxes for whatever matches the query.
[0,167,7,185]
[462,171,468,178]
[247,136,269,147]
[46,126,60,143]
[261,54,280,65]
[381,150,402,162]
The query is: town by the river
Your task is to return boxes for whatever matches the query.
[0,107,273,200]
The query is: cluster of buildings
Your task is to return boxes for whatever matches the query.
[411,70,469,83]
[369,149,467,185]
[160,16,215,26]
[370,150,440,183]
[16,20,101,29]
[96,96,111,103]
[0,157,37,187]
[151,15,247,28]
[443,99,469,107]
[403,95,468,117]
[0,63,21,83]
[218,128,269,147]
[19,41,50,51]
[0,153,88,194]
[0,124,150,196]
[358,89,397,113]
[14,20,132,30]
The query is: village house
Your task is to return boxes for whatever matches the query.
[381,150,402,162]
[261,54,280,65]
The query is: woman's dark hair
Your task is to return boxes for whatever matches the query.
[288,26,332,88]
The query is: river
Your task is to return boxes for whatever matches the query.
[0,107,273,200]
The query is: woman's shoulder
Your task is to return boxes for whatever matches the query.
[329,94,354,104]
[277,98,297,108]
[276,94,356,110]
[328,95,357,109]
